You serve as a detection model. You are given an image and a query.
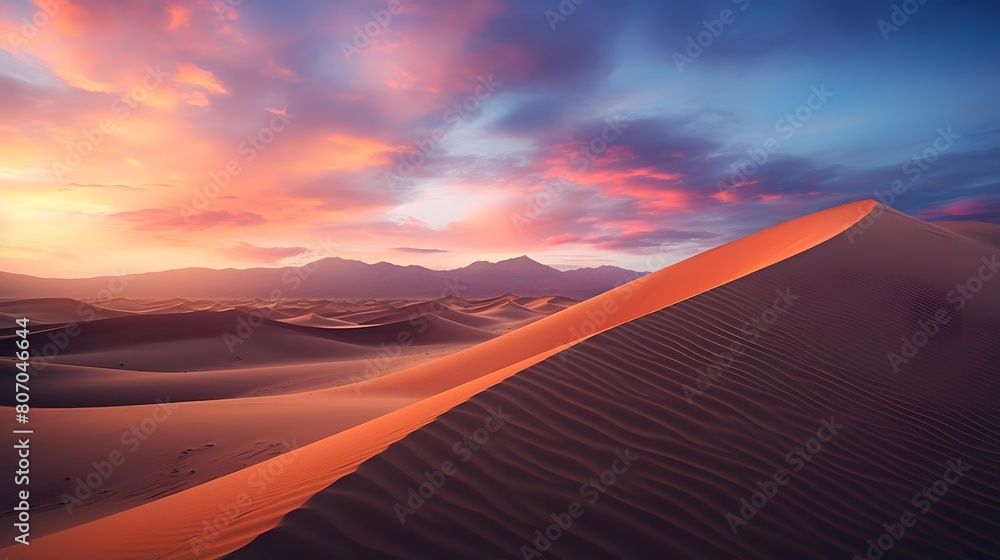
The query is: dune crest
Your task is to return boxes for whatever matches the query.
[4,200,877,559]
[234,201,999,558]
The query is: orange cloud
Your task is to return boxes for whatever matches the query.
[110,208,266,232]
[175,63,228,96]
[288,134,393,173]
[166,4,191,31]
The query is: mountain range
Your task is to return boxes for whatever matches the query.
[0,256,645,299]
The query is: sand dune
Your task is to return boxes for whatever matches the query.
[0,297,129,325]
[0,293,577,372]
[232,203,999,558]
[518,295,577,313]
[0,296,570,539]
[1,309,364,371]
[341,295,570,331]
[275,313,357,328]
[0,298,532,372]
[4,200,891,559]
[89,297,156,312]
[934,220,1000,248]
[5,201,996,559]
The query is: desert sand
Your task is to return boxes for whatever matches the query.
[2,200,998,559]
[0,294,574,537]
[933,220,1000,249]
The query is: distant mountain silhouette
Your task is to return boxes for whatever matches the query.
[0,256,645,299]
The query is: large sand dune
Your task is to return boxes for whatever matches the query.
[232,203,999,558]
[933,220,1000,249]
[4,200,998,559]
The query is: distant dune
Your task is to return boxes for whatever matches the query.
[4,200,997,559]
[0,297,131,325]
[0,294,573,540]
[0,295,564,373]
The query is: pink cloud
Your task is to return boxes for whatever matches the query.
[917,198,999,220]
[219,242,308,263]
[109,208,266,231]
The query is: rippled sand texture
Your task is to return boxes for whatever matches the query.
[237,204,997,558]
[7,201,999,559]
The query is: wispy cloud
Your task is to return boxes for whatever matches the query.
[393,247,449,254]
[69,183,147,191]
[0,0,996,277]
[218,242,309,263]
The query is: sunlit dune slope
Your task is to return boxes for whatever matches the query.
[3,200,877,559]
[232,203,999,558]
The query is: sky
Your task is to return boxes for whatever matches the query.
[0,0,997,278]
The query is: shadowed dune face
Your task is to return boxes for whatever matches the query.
[229,206,999,559]
[933,221,1000,249]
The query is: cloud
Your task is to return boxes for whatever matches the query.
[580,229,722,252]
[174,62,228,107]
[109,208,266,231]
[219,242,309,263]
[393,247,449,253]
[0,0,996,277]
[916,194,1000,223]
[69,183,147,191]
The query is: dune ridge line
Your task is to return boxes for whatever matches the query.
[4,200,876,560]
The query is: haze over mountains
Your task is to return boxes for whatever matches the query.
[0,256,643,300]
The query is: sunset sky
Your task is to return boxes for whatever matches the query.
[0,0,997,278]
